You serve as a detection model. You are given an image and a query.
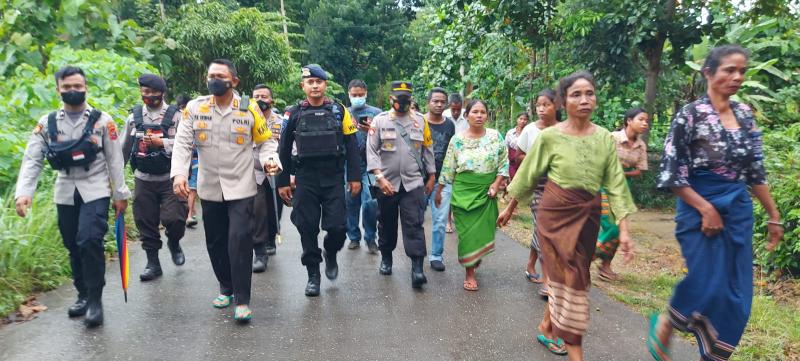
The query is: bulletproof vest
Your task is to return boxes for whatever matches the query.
[293,101,345,160]
[129,104,179,175]
[44,109,102,172]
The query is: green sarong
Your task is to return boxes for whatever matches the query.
[451,172,498,267]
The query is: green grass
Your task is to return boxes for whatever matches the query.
[603,273,800,360]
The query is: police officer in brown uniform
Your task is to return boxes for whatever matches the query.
[15,66,130,327]
[251,83,284,272]
[171,59,280,322]
[122,74,188,281]
[367,81,437,289]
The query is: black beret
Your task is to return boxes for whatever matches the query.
[301,64,328,81]
[138,74,166,93]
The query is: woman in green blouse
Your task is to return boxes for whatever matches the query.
[436,99,509,291]
[498,72,637,359]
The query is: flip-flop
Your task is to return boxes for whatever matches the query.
[525,271,543,284]
[234,305,252,322]
[212,294,233,309]
[598,267,619,281]
[446,225,454,233]
[537,335,568,355]
[463,280,479,291]
[647,313,670,361]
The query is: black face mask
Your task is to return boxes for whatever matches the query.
[142,95,162,108]
[393,96,411,113]
[61,91,86,106]
[257,100,272,112]
[207,79,232,96]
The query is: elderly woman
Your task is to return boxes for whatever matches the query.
[648,45,783,361]
[595,107,649,281]
[436,99,508,291]
[499,71,636,359]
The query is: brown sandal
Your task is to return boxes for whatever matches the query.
[463,279,479,291]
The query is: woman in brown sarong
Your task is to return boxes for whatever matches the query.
[499,71,637,360]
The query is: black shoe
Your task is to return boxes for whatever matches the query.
[379,254,392,275]
[265,246,277,256]
[140,250,163,281]
[430,260,445,272]
[323,250,338,280]
[347,240,360,250]
[305,273,321,297]
[168,242,185,266]
[366,241,379,254]
[252,255,268,273]
[411,257,427,289]
[84,301,103,328]
[67,298,88,317]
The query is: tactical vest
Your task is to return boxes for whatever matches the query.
[43,109,103,172]
[293,101,345,161]
[129,104,179,175]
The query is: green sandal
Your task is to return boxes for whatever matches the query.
[234,305,252,322]
[537,334,567,356]
[212,294,233,309]
[647,313,670,361]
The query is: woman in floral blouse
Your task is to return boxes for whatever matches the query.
[648,45,783,361]
[436,99,508,291]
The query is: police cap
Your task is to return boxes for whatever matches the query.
[390,81,413,97]
[301,64,328,81]
[138,74,167,93]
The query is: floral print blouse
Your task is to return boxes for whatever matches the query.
[439,128,510,184]
[657,96,767,188]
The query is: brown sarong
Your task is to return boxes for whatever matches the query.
[536,180,601,345]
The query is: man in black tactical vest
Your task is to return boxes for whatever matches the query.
[122,74,188,281]
[277,64,361,297]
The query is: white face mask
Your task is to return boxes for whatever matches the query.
[350,96,366,108]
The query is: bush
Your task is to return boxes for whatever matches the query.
[753,123,800,274]
[628,153,675,210]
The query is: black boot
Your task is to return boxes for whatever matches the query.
[67,298,88,317]
[252,254,268,273]
[167,240,185,266]
[84,295,103,328]
[411,257,427,289]
[305,266,321,297]
[323,250,338,280]
[139,250,163,281]
[379,253,392,275]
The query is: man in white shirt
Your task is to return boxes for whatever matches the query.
[442,92,468,134]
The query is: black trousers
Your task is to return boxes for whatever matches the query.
[133,178,188,251]
[253,180,283,255]
[201,197,254,305]
[290,181,347,267]
[56,191,109,302]
[376,185,427,258]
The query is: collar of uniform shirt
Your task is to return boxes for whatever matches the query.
[206,95,240,110]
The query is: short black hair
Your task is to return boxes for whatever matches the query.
[464,99,488,115]
[210,58,238,78]
[175,94,191,110]
[622,107,647,129]
[253,83,273,96]
[348,79,367,90]
[702,44,750,75]
[556,71,595,107]
[427,87,448,102]
[54,66,86,85]
[448,92,463,105]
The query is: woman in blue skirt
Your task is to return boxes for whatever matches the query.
[649,45,784,361]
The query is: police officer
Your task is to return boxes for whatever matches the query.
[171,59,280,322]
[122,74,187,281]
[367,81,437,289]
[14,66,130,328]
[277,64,360,297]
[251,83,283,273]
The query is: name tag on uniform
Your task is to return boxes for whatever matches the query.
[72,151,86,161]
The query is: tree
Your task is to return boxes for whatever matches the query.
[161,2,294,95]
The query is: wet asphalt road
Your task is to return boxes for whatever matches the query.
[0,208,696,361]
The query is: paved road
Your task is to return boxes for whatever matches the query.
[0,209,695,360]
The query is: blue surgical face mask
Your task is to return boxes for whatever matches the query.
[350,96,366,109]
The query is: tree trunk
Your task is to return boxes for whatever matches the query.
[280,0,289,39]
[641,0,676,143]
